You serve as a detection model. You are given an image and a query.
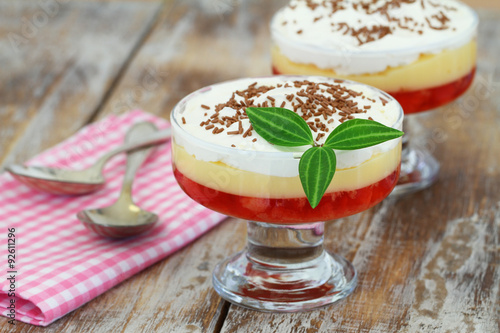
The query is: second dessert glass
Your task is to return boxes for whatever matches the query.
[171,76,403,312]
[270,0,478,195]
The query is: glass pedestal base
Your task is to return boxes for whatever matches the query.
[392,146,440,196]
[391,118,440,196]
[212,222,357,312]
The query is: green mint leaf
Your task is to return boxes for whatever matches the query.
[324,119,403,150]
[246,107,314,147]
[298,146,336,209]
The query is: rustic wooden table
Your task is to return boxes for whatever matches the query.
[1,1,499,332]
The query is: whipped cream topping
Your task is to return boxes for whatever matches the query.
[172,76,402,177]
[271,0,478,75]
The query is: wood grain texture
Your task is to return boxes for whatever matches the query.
[96,0,289,121]
[0,0,162,331]
[0,0,161,168]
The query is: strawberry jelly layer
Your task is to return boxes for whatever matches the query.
[173,167,400,224]
[387,67,476,113]
[272,67,476,114]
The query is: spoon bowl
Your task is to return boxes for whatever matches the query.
[7,165,106,195]
[6,126,171,195]
[77,207,158,238]
[77,121,161,238]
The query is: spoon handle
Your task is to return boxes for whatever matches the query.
[117,122,159,202]
[92,126,171,172]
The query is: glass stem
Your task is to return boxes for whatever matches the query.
[246,221,325,266]
[213,221,357,311]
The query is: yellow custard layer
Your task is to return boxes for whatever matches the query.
[272,39,477,92]
[173,141,402,199]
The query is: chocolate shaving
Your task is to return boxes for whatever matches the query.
[188,79,388,144]
[292,0,459,45]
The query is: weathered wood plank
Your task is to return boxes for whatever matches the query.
[0,1,162,331]
[96,0,288,121]
[0,0,161,168]
[219,9,500,333]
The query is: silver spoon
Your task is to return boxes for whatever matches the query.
[5,125,171,195]
[77,122,159,238]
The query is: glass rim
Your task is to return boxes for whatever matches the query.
[170,75,404,159]
[270,4,478,57]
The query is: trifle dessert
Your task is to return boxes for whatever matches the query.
[171,75,403,311]
[172,77,402,223]
[271,0,478,113]
[270,0,478,194]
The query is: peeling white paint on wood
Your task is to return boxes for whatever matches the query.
[402,209,499,333]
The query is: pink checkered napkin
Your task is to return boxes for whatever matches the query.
[0,111,226,326]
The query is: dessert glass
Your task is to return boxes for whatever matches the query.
[170,76,403,312]
[271,0,478,195]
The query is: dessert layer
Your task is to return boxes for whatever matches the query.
[388,68,475,113]
[172,76,403,177]
[271,0,478,75]
[272,39,477,92]
[172,141,401,198]
[174,167,400,223]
